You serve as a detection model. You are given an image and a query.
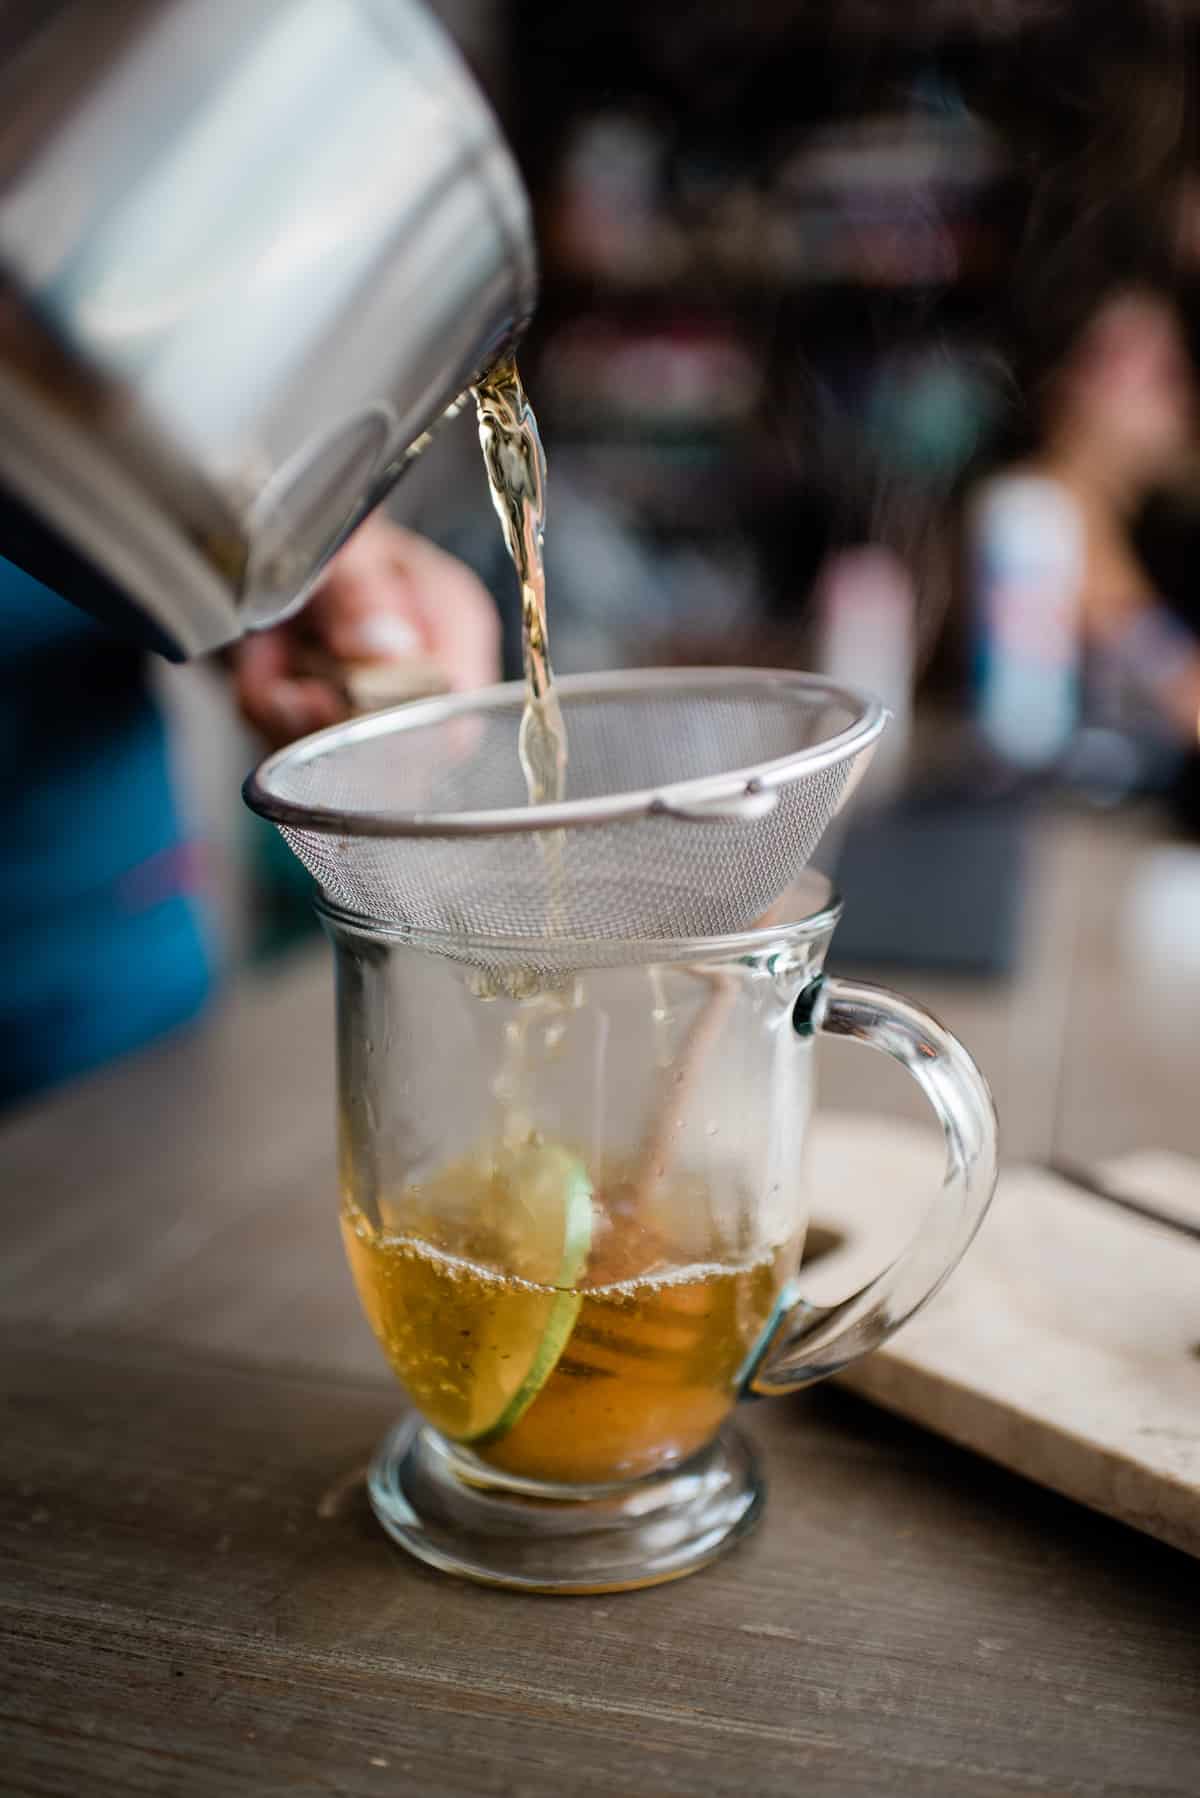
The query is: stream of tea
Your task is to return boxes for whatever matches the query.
[473,355,567,811]
[472,353,575,1101]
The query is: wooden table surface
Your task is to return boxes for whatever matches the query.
[3,809,1199,1797]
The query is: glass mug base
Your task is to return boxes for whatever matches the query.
[367,1415,765,1594]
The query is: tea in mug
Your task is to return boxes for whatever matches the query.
[341,1145,801,1486]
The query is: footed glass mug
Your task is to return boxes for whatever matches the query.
[326,868,998,1593]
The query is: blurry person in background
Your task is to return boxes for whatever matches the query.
[969,286,1200,775]
[0,516,499,1111]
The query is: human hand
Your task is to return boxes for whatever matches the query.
[232,515,501,746]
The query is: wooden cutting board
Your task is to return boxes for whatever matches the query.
[803,1115,1200,1559]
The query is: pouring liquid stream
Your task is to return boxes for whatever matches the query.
[473,356,576,1119]
[470,359,713,1170]
[473,356,567,814]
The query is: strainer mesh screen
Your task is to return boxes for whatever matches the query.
[251,673,880,969]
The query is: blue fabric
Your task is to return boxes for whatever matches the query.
[0,559,211,1107]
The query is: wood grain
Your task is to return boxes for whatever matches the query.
[1100,1147,1200,1232]
[1055,826,1200,1167]
[806,1117,1200,1557]
[0,952,378,1381]
[4,810,1200,1795]
[3,1327,1199,1798]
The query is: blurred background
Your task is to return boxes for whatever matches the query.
[180,0,1200,981]
[17,0,1200,1140]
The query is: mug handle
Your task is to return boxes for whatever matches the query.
[746,976,998,1396]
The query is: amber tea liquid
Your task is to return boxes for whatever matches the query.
[342,1168,800,1487]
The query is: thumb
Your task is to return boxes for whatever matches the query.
[307,534,427,663]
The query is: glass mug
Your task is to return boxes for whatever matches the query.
[327,870,997,1593]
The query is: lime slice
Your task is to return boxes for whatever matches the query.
[342,1142,593,1450]
[464,1142,593,1448]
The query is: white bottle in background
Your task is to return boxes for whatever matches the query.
[969,474,1084,771]
[815,545,914,804]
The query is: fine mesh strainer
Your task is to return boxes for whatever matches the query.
[244,668,886,969]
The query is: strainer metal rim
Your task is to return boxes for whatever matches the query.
[242,665,887,840]
[314,867,844,959]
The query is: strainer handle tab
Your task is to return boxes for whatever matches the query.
[747,977,998,1397]
[651,782,779,824]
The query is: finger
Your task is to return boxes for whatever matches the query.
[421,567,502,691]
[385,532,501,691]
[312,520,501,691]
[233,629,287,728]
[353,529,499,765]
[234,630,346,746]
[307,527,427,662]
